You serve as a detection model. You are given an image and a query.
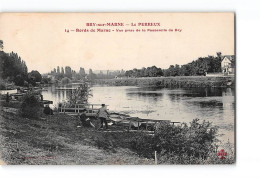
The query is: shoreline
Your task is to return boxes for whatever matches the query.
[0,107,234,165]
[93,76,235,88]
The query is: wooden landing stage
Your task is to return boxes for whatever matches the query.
[115,117,180,131]
[58,104,180,132]
[58,104,103,117]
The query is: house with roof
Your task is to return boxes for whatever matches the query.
[221,55,235,75]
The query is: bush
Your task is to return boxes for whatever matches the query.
[92,119,232,164]
[154,119,218,160]
[129,132,156,158]
[126,119,218,161]
[61,77,71,84]
[20,92,42,119]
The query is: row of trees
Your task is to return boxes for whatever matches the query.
[0,51,28,86]
[125,66,163,78]
[50,67,125,81]
[93,69,125,79]
[51,66,86,80]
[124,54,223,78]
[0,40,42,88]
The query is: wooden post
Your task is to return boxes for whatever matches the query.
[129,121,131,130]
[92,105,93,113]
[146,121,148,130]
[138,121,140,131]
[154,122,157,134]
[155,151,158,165]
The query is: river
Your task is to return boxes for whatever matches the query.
[41,84,235,143]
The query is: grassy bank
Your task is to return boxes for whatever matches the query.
[0,109,153,165]
[94,76,235,88]
[0,106,234,165]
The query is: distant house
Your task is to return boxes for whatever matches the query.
[47,74,55,81]
[221,55,235,75]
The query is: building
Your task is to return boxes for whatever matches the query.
[47,74,55,81]
[221,55,235,75]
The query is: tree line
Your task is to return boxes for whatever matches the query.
[124,53,223,78]
[50,66,87,81]
[0,40,42,88]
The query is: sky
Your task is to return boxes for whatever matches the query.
[0,13,234,74]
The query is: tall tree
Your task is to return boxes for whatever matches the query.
[79,67,86,78]
[65,66,72,78]
[57,66,60,74]
[61,67,64,75]
[0,40,3,51]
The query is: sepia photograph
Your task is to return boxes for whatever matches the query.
[0,12,235,165]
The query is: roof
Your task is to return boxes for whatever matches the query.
[222,55,235,67]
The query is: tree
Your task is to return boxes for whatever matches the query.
[79,67,86,79]
[174,64,181,76]
[67,83,92,105]
[122,52,224,77]
[61,77,71,84]
[65,66,72,78]
[61,67,64,75]
[0,50,28,85]
[20,91,42,119]
[0,40,3,51]
[57,66,60,74]
[28,70,42,86]
[42,77,51,84]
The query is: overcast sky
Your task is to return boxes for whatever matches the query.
[0,13,234,73]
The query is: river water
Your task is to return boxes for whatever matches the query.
[41,84,235,143]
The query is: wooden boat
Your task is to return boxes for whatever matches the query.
[109,113,180,131]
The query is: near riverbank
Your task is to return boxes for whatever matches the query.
[0,109,153,165]
[0,105,235,165]
[94,76,235,88]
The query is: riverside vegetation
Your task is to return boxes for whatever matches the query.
[94,76,235,88]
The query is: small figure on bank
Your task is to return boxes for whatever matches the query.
[6,92,9,102]
[97,104,109,130]
[43,104,53,115]
[79,109,95,128]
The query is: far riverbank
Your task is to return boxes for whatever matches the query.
[93,76,235,88]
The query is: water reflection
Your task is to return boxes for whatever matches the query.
[41,85,235,143]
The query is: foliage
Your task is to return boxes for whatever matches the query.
[153,119,218,161]
[93,119,224,164]
[123,55,222,78]
[125,66,163,78]
[65,66,72,78]
[28,70,42,86]
[51,66,89,81]
[41,77,51,84]
[20,92,42,119]
[61,77,71,84]
[0,101,22,109]
[95,76,234,88]
[79,67,86,78]
[67,83,92,105]
[0,50,28,86]
[0,40,3,51]
[0,82,6,90]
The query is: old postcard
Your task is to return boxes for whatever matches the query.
[0,13,235,165]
